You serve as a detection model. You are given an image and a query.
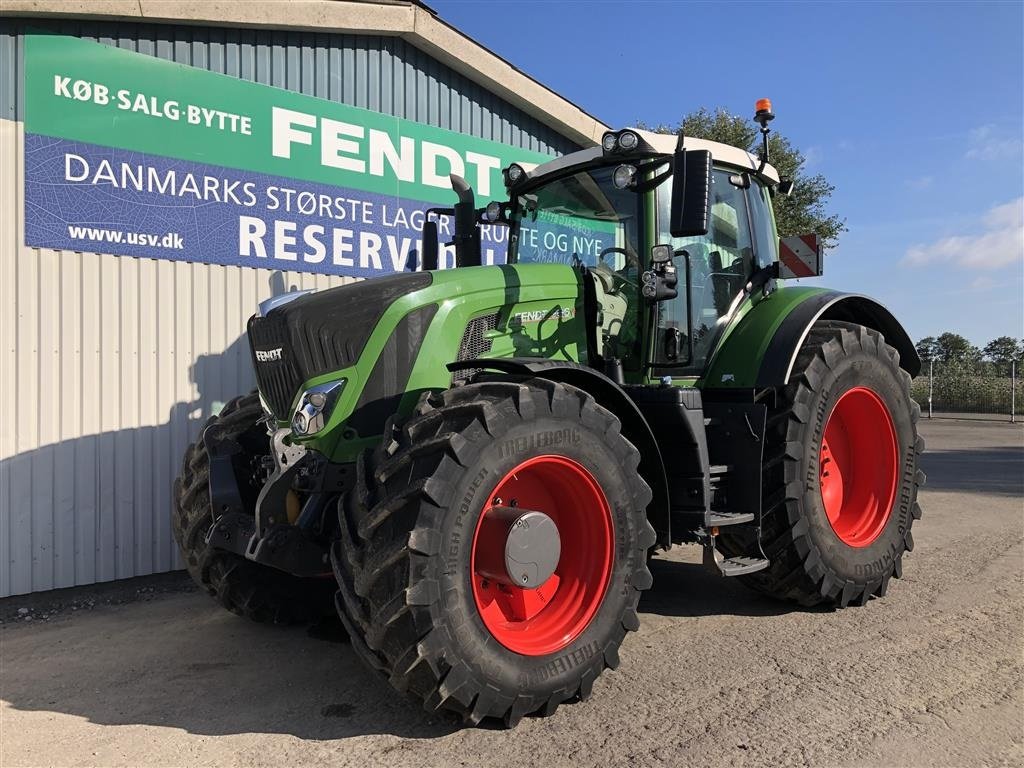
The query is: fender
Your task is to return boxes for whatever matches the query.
[756,291,921,386]
[704,287,920,390]
[447,357,672,548]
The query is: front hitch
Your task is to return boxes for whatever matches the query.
[254,428,308,536]
[203,424,333,578]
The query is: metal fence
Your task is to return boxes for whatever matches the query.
[911,361,1019,422]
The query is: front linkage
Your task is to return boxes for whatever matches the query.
[203,422,346,579]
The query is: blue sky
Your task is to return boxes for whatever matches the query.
[433,0,1024,347]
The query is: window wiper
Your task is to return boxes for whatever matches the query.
[546,206,579,217]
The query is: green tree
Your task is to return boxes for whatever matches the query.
[982,336,1022,375]
[916,336,940,363]
[644,107,847,249]
[935,332,982,367]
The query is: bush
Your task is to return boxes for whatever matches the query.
[911,363,1021,416]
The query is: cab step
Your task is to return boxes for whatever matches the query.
[706,511,755,527]
[703,545,770,577]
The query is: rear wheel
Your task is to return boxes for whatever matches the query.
[172,393,335,624]
[719,321,925,607]
[332,378,655,725]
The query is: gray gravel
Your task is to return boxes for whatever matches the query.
[2,419,1021,767]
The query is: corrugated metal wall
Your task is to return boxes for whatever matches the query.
[0,18,579,597]
[0,18,576,153]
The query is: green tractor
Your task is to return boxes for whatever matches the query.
[173,102,924,726]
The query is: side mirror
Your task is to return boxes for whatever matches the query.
[669,149,712,238]
[421,219,439,271]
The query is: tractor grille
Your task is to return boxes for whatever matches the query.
[452,312,499,385]
[246,273,433,419]
[248,312,303,417]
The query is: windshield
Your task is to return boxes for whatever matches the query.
[508,165,644,368]
[511,166,641,271]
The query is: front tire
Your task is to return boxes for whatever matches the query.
[720,321,925,608]
[172,393,335,624]
[332,379,655,725]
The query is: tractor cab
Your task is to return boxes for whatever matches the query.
[509,129,782,382]
[426,115,790,386]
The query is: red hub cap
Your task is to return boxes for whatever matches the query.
[819,386,899,547]
[470,455,614,656]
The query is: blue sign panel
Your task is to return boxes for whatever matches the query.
[25,135,515,277]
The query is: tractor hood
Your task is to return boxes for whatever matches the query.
[247,265,586,433]
[248,272,433,418]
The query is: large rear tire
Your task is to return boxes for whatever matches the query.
[720,321,925,608]
[332,379,655,725]
[172,393,335,624]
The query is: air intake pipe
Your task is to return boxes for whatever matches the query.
[450,173,482,268]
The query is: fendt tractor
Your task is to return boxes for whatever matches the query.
[173,101,925,726]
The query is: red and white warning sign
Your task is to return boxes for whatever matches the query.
[778,234,823,278]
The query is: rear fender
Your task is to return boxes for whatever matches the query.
[704,289,920,390]
[448,358,672,548]
[756,292,921,386]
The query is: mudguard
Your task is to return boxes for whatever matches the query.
[703,288,921,390]
[447,357,672,548]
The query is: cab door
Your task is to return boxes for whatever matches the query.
[650,168,757,376]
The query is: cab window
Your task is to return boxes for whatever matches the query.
[747,181,778,268]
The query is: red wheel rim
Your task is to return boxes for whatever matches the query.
[819,386,899,547]
[470,455,614,656]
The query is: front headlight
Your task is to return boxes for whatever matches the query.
[613,163,637,189]
[617,129,639,151]
[503,163,526,190]
[290,380,346,437]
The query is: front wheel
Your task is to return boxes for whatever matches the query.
[332,379,655,725]
[720,321,925,608]
[172,393,336,624]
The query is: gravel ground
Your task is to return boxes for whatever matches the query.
[2,419,1021,768]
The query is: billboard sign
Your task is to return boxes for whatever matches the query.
[23,33,554,277]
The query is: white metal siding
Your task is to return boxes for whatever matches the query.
[0,117,354,597]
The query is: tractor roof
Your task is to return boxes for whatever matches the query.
[528,128,780,185]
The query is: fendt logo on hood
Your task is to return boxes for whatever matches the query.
[255,347,283,362]
[512,307,575,325]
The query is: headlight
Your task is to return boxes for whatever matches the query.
[484,200,502,222]
[503,163,526,189]
[602,129,649,157]
[290,380,345,437]
[617,130,639,151]
[613,163,637,189]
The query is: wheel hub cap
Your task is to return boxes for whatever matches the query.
[474,508,561,589]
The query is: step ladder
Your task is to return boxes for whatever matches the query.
[701,465,769,577]
[703,545,770,577]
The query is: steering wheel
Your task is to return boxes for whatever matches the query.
[596,246,638,291]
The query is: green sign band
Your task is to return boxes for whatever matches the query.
[25,33,553,205]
